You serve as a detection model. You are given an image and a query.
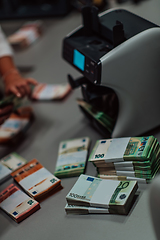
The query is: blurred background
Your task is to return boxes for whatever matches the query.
[0,0,151,20]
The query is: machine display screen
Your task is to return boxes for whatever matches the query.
[73,49,85,71]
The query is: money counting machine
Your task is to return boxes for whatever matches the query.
[62,7,160,137]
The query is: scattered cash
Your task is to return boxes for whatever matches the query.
[0,106,34,143]
[32,83,72,100]
[66,174,138,215]
[11,159,62,201]
[0,152,27,184]
[54,137,90,178]
[89,136,160,182]
[0,184,40,223]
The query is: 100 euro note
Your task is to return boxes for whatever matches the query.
[97,147,160,177]
[94,142,160,171]
[89,136,156,163]
[54,137,90,178]
[66,174,138,215]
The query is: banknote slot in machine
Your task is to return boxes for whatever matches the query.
[62,5,160,137]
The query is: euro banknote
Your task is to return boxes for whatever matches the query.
[89,136,156,163]
[99,174,149,183]
[0,183,40,223]
[65,204,110,214]
[54,137,90,178]
[77,99,115,134]
[32,83,72,100]
[89,136,160,182]
[0,152,27,183]
[11,159,62,201]
[66,174,138,215]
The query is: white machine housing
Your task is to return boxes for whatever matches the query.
[100,26,160,137]
[63,8,160,137]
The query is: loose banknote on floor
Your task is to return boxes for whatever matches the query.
[11,159,62,201]
[88,136,160,183]
[66,174,138,215]
[0,184,40,223]
[0,152,27,184]
[54,137,90,178]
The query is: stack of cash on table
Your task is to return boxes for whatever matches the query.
[88,136,160,183]
[54,137,90,178]
[65,174,138,215]
[11,159,62,202]
[0,184,40,223]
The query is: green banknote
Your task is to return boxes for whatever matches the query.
[77,99,115,134]
[124,136,156,160]
[89,136,158,163]
[89,136,160,182]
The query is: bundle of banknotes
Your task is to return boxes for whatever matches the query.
[0,106,34,143]
[8,20,43,49]
[32,83,72,100]
[11,159,62,202]
[65,174,138,215]
[0,184,40,223]
[65,204,110,214]
[0,94,21,110]
[88,136,160,183]
[77,99,115,135]
[54,137,90,178]
[0,152,27,184]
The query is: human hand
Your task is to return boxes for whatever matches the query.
[0,104,13,125]
[4,70,38,98]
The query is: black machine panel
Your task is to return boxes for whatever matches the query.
[62,8,158,85]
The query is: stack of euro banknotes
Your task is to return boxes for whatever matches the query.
[77,99,115,135]
[0,153,62,223]
[88,136,160,183]
[65,174,138,215]
[54,137,90,178]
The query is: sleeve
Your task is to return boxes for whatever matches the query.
[0,26,13,58]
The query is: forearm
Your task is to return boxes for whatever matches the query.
[0,56,19,80]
